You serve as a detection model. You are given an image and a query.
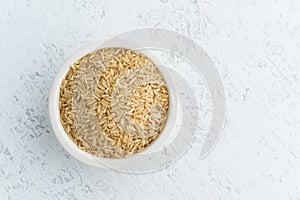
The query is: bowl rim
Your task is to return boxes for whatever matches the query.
[48,41,178,168]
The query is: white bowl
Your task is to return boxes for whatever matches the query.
[48,41,178,169]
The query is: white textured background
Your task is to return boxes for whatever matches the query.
[0,0,300,199]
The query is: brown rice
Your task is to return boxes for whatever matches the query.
[59,48,169,158]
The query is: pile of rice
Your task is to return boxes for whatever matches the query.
[59,48,169,158]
